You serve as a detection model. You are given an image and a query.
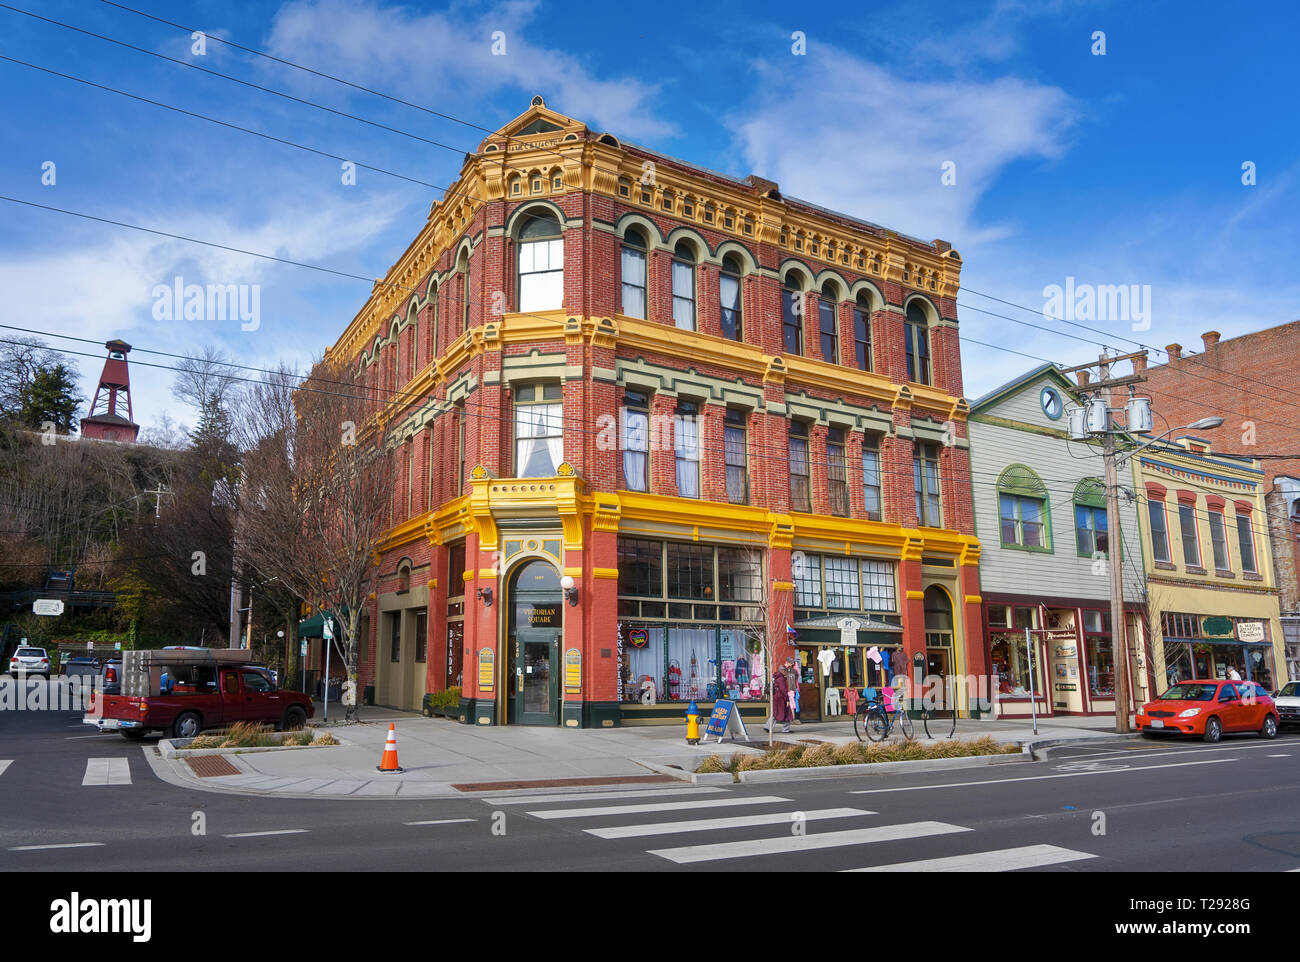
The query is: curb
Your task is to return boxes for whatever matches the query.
[159,732,349,759]
[1022,733,1144,759]
[735,746,1032,783]
[632,759,733,786]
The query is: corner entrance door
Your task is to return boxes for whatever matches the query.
[506,559,563,726]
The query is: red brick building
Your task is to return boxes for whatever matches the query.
[320,98,985,726]
[1141,324,1300,678]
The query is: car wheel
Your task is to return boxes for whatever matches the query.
[283,706,307,731]
[1262,714,1278,739]
[171,712,202,740]
[1203,717,1222,743]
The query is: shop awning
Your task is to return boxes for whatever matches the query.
[793,615,902,647]
[297,607,349,639]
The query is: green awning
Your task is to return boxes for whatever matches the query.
[297,607,349,639]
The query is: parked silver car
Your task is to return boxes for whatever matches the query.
[1275,681,1300,728]
[8,646,52,679]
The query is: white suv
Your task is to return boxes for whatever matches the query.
[8,647,51,679]
[1276,681,1300,729]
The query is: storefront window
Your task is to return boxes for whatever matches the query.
[1086,634,1115,698]
[990,632,1039,696]
[793,553,822,607]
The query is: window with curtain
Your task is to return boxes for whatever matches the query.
[517,212,564,311]
[621,229,647,319]
[514,383,563,477]
[827,427,849,516]
[853,294,872,371]
[782,281,803,355]
[1073,478,1107,557]
[724,408,748,505]
[719,255,743,341]
[621,389,649,492]
[862,433,882,521]
[1237,512,1258,573]
[914,442,941,526]
[458,253,471,332]
[674,400,699,498]
[1148,498,1171,563]
[996,464,1049,549]
[789,421,811,512]
[905,302,931,384]
[671,241,696,330]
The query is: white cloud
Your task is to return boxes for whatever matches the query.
[729,45,1076,245]
[265,0,675,141]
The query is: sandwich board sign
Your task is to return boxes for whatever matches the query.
[701,699,750,744]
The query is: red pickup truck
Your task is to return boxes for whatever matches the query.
[86,649,313,740]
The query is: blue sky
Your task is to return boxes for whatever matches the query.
[1,0,1296,434]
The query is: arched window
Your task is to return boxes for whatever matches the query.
[457,249,471,332]
[853,292,872,372]
[923,586,954,681]
[998,465,1050,550]
[719,254,743,341]
[819,282,839,363]
[517,211,564,311]
[671,240,696,330]
[904,301,931,384]
[1073,478,1108,558]
[427,282,439,360]
[621,227,647,319]
[782,274,804,355]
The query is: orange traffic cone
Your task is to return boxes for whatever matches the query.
[376,723,404,774]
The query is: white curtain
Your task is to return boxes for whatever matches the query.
[519,239,564,311]
[675,414,699,497]
[621,247,646,319]
[515,403,563,477]
[622,407,648,491]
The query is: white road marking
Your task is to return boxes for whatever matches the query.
[648,821,970,864]
[849,758,1234,794]
[845,844,1098,872]
[529,795,790,820]
[9,842,105,851]
[63,735,103,740]
[1268,754,1291,757]
[81,757,130,786]
[404,819,477,826]
[586,807,874,839]
[484,787,728,805]
[0,760,10,778]
[222,829,310,838]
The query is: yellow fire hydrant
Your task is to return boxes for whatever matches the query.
[685,699,701,745]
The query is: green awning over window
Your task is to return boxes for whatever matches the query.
[998,464,1047,498]
[1074,477,1106,509]
[297,607,349,638]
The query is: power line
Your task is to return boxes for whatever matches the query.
[0,54,446,191]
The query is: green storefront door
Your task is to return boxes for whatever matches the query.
[507,559,562,726]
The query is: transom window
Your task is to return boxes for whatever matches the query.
[514,382,563,477]
[793,553,897,612]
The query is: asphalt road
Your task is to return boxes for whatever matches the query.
[4,685,1300,873]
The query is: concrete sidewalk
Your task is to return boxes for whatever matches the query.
[142,708,1134,800]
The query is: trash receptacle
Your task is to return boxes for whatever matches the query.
[364,684,375,706]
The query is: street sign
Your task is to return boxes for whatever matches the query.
[33,599,65,616]
[323,619,335,640]
[300,640,308,656]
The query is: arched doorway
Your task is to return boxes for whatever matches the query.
[506,559,563,725]
[924,585,956,715]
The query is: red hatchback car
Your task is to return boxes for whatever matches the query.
[1136,679,1279,742]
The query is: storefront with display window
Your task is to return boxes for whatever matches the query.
[615,536,770,724]
[1159,612,1280,690]
[985,598,1146,718]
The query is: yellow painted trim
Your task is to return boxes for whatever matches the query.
[772,581,794,592]
[592,568,619,580]
[964,595,982,605]
[905,590,925,600]
[475,569,499,579]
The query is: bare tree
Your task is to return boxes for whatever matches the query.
[738,545,788,747]
[237,357,393,721]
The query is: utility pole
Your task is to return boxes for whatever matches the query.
[1061,350,1149,734]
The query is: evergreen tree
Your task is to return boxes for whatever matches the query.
[18,363,83,433]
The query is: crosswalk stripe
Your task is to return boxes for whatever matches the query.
[82,758,130,786]
[404,819,477,826]
[485,787,729,806]
[586,808,875,840]
[9,842,105,852]
[648,821,971,864]
[0,760,11,778]
[529,795,790,820]
[844,844,1098,872]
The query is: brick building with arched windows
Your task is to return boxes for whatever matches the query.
[321,97,986,727]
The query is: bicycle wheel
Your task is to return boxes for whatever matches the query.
[863,708,889,742]
[896,709,915,741]
[853,705,869,742]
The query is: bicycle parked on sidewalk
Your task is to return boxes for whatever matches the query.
[853,687,914,742]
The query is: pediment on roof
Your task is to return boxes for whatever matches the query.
[480,96,588,152]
